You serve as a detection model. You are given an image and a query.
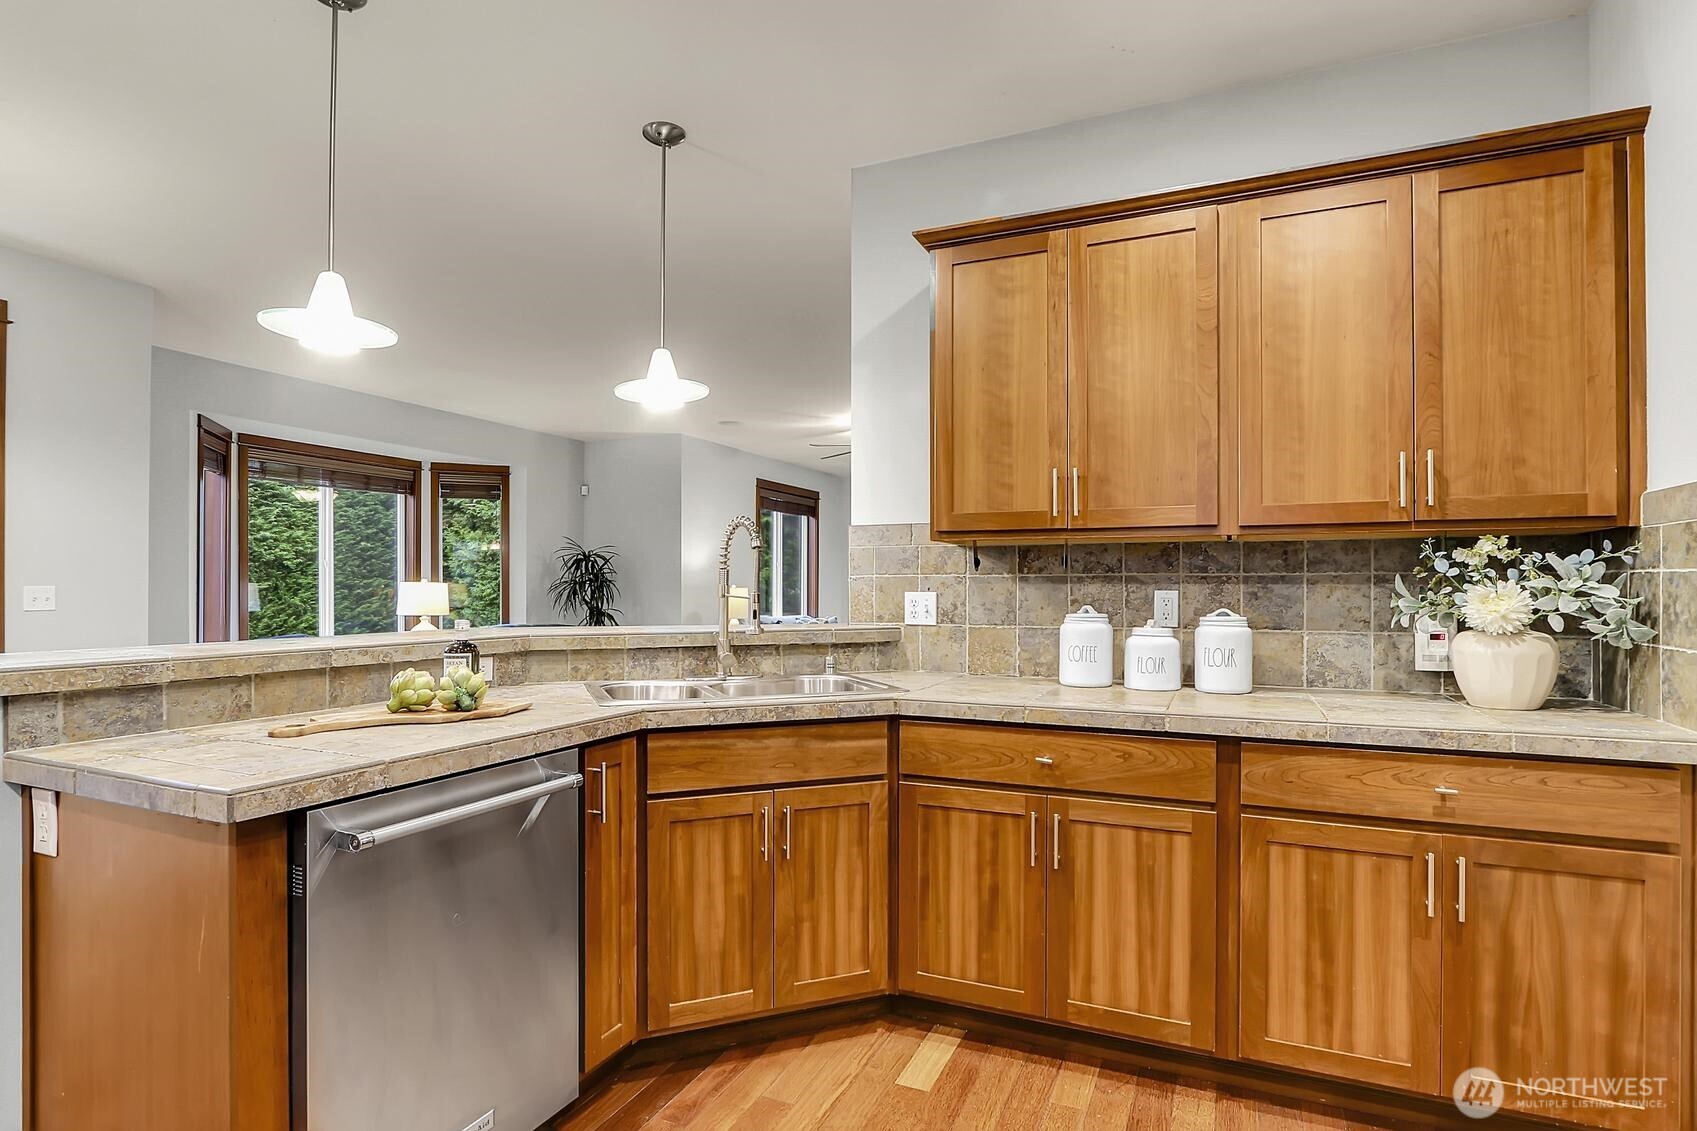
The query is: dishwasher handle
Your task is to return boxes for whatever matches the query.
[329,770,584,853]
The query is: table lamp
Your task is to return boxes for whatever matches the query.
[397,581,451,631]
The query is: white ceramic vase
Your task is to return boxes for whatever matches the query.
[1450,630,1559,710]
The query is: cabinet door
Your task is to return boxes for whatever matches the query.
[774,781,889,1008]
[1414,144,1625,521]
[1069,209,1219,530]
[1046,797,1216,1050]
[897,782,1045,1014]
[932,232,1068,533]
[1442,837,1679,1131]
[581,738,637,1073]
[646,791,774,1031]
[1240,817,1442,1093]
[1229,178,1414,526]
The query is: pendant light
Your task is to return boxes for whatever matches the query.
[614,121,709,410]
[257,0,397,356]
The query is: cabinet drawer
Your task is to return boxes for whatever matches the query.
[899,721,1214,803]
[1241,743,1682,844]
[647,721,888,794]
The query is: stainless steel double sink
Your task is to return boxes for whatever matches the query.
[584,673,897,706]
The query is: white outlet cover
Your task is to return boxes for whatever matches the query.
[904,591,938,626]
[22,585,56,612]
[1153,590,1180,629]
[479,657,497,685]
[30,789,58,857]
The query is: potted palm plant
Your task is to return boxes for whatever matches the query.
[1391,535,1654,710]
[548,538,622,627]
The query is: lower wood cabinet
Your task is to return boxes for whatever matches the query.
[647,781,888,1032]
[1241,816,1681,1131]
[581,737,638,1074]
[898,782,1217,1051]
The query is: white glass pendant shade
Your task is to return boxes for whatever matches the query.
[613,347,710,411]
[258,270,398,356]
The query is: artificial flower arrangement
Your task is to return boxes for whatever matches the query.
[1389,535,1653,647]
[1389,534,1653,710]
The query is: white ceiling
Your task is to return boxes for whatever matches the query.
[0,0,1586,471]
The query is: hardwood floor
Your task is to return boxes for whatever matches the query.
[553,1016,1404,1129]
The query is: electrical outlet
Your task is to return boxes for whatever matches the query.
[903,591,938,626]
[1153,590,1179,629]
[479,657,497,685]
[23,586,56,612]
[1413,616,1453,672]
[31,789,58,857]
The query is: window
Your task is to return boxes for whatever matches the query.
[756,479,820,619]
[431,463,510,628]
[236,435,421,640]
[196,416,233,642]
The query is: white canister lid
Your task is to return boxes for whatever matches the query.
[1063,605,1110,623]
[1131,620,1175,638]
[1198,608,1248,628]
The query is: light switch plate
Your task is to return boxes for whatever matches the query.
[904,591,938,626]
[23,585,56,612]
[1153,590,1180,629]
[31,789,58,857]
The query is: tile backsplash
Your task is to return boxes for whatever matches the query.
[850,523,1597,697]
[1599,480,1697,731]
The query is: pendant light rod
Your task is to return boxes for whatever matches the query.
[643,122,685,349]
[327,4,339,272]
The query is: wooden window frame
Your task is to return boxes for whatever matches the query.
[755,478,821,618]
[429,462,512,626]
[195,416,234,643]
[235,434,422,640]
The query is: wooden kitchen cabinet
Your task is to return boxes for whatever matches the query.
[581,737,637,1073]
[1441,836,1680,1131]
[1413,144,1626,521]
[1239,816,1443,1093]
[774,781,890,1007]
[1227,177,1415,527]
[897,782,1047,1014]
[931,232,1068,533]
[1067,208,1220,530]
[1046,796,1216,1050]
[646,790,774,1031]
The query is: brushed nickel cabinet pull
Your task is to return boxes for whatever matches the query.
[1034,756,1055,765]
[1425,852,1435,918]
[1434,785,1459,797]
[1051,468,1060,517]
[586,762,608,822]
[1030,811,1038,867]
[1052,812,1061,870]
[1071,467,1080,517]
[1457,856,1467,923]
[761,805,770,862]
[1426,449,1437,508]
[1398,451,1408,509]
[782,805,791,860]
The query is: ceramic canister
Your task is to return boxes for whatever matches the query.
[1193,608,1253,694]
[1058,605,1114,687]
[1124,621,1181,692]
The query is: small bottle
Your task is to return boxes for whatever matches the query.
[443,638,481,679]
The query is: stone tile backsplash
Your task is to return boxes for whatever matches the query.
[1598,480,1697,732]
[850,523,1599,698]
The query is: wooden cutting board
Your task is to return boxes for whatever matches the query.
[267,699,532,739]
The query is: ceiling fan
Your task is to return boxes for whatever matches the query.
[809,430,851,461]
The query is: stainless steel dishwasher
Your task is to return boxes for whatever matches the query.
[291,751,582,1131]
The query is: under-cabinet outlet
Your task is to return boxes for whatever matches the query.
[1153,590,1179,629]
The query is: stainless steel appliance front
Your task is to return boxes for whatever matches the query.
[291,751,582,1131]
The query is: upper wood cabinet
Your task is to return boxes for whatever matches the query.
[1414,144,1625,521]
[931,233,1068,532]
[1068,209,1220,529]
[920,111,1646,539]
[582,737,637,1074]
[1227,178,1414,527]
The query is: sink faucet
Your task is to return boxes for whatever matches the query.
[717,515,763,678]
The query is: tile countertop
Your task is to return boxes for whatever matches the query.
[6,672,1696,824]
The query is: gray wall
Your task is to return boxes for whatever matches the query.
[0,245,155,653]
[679,437,849,624]
[849,17,1594,524]
[582,435,685,625]
[148,348,586,642]
[1591,0,1697,491]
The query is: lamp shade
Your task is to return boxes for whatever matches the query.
[397,581,451,618]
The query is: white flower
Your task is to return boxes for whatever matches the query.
[1459,581,1536,636]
